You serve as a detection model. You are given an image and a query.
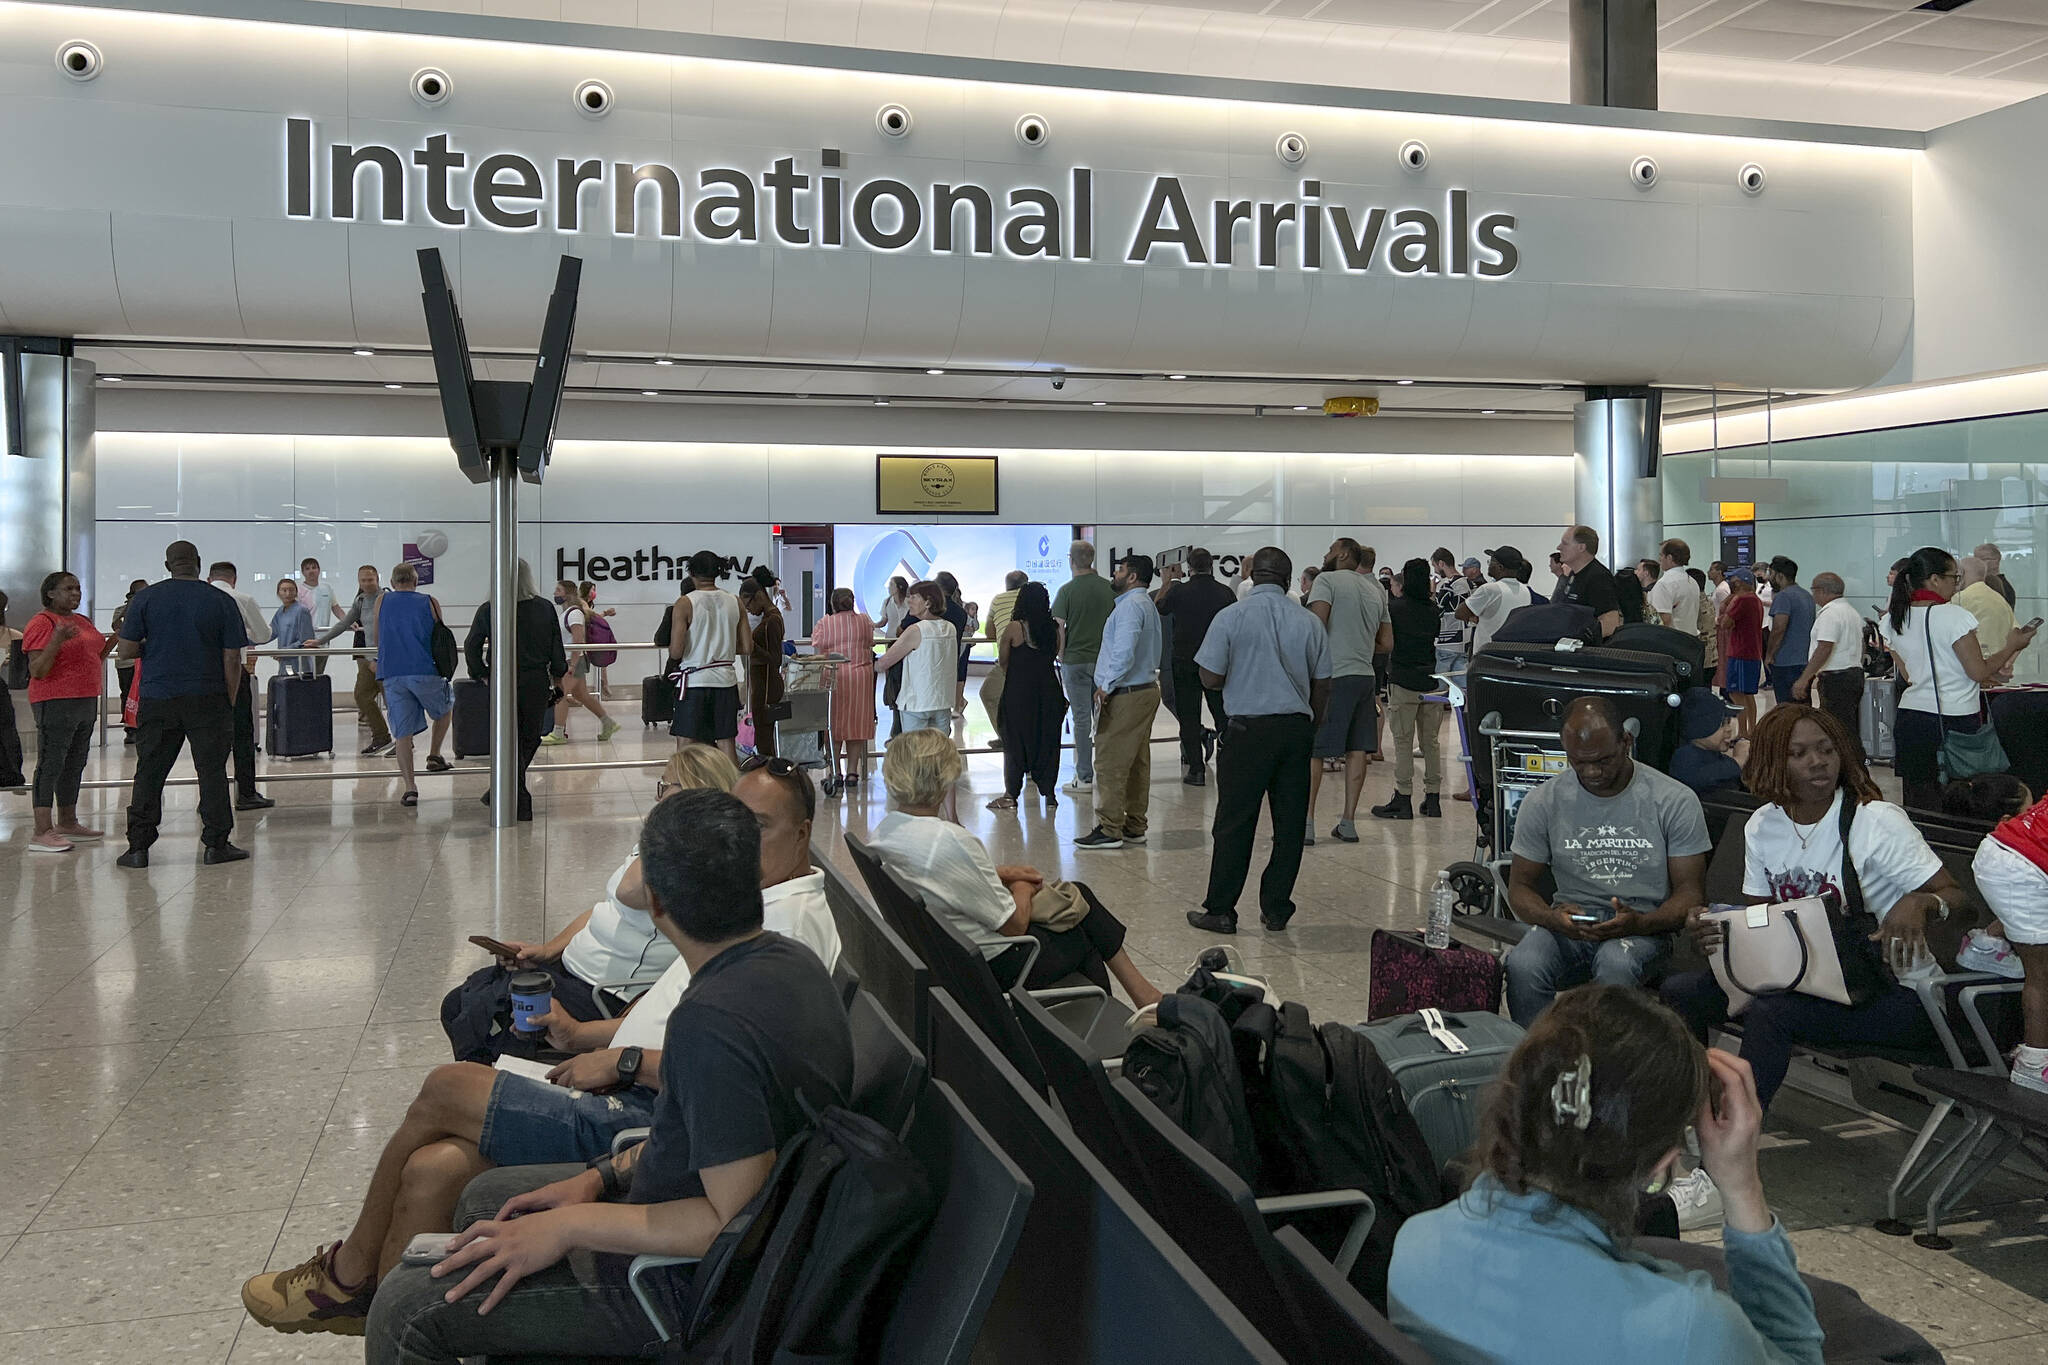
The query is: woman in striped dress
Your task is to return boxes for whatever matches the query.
[811,588,876,791]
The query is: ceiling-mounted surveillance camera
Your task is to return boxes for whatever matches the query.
[877,103,913,138]
[1016,113,1050,148]
[574,79,613,116]
[1630,155,1659,188]
[56,40,101,81]
[1050,372,1065,391]
[1738,162,1767,195]
[411,67,452,106]
[1276,132,1309,165]
[1398,140,1429,172]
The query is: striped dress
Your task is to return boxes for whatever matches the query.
[811,610,877,742]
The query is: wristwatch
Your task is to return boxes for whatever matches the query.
[1928,893,1952,922]
[616,1045,643,1087]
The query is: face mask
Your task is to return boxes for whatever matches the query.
[553,595,565,605]
[747,611,764,628]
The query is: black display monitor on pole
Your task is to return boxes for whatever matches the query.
[415,247,582,829]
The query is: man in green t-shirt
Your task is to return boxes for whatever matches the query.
[1051,540,1116,791]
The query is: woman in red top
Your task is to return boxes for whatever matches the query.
[23,571,115,853]
[1722,568,1767,738]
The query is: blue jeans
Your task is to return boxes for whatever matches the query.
[898,708,952,734]
[1660,971,1937,1110]
[1505,926,1674,1027]
[476,1072,657,1166]
[1061,662,1096,781]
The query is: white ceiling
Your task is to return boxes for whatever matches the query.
[293,0,2048,129]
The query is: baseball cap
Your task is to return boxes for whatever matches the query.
[1679,688,1742,743]
[1727,566,1756,586]
[1484,546,1526,573]
[1462,557,1482,571]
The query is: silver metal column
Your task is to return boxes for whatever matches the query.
[1,350,95,621]
[488,453,519,829]
[1570,0,1658,110]
[1573,396,1662,572]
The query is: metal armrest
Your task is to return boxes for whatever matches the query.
[592,979,655,1020]
[1907,970,1996,1071]
[628,1253,703,1342]
[611,1126,651,1157]
[982,934,1042,986]
[1959,980,2026,1074]
[1256,1189,1376,1278]
[1027,983,1112,1044]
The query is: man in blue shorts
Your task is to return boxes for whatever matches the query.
[376,562,453,807]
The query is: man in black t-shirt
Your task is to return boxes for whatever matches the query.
[1555,525,1623,640]
[359,790,852,1363]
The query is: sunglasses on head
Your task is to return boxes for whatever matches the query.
[740,755,801,778]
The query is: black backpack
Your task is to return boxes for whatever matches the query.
[1233,1001,1447,1310]
[1605,621,1705,688]
[1123,993,1262,1185]
[1491,600,1600,647]
[675,1104,935,1364]
[652,597,682,653]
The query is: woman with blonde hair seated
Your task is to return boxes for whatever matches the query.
[440,745,740,1061]
[1391,985,1824,1364]
[869,728,1162,1008]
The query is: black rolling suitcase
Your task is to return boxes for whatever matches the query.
[451,678,490,758]
[1464,644,1687,792]
[641,673,677,727]
[1605,622,1706,690]
[267,673,333,757]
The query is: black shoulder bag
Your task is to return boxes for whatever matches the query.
[1828,796,1892,1008]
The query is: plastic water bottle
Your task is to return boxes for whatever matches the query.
[1426,872,1455,950]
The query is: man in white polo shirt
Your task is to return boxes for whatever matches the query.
[1792,572,1867,742]
[1648,538,1703,637]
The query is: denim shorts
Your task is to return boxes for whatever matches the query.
[477,1071,658,1166]
[383,673,454,739]
[899,708,952,734]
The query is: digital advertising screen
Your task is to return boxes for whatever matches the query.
[835,523,1070,622]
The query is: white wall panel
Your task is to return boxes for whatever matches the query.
[0,4,1913,389]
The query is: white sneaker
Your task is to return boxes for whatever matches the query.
[1668,1167,1723,1232]
[1958,929,2027,981]
[2013,1056,2048,1096]
[1062,779,1093,794]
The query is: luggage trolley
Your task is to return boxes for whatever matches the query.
[777,653,840,777]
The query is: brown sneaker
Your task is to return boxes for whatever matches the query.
[240,1242,373,1336]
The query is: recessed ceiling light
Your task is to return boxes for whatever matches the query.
[1541,383,1564,390]
[641,390,658,397]
[653,358,674,366]
[1092,401,1107,406]
[1396,379,1414,386]
[1168,374,1188,380]
[101,374,123,382]
[1294,405,1309,411]
[383,383,403,390]
[926,368,945,375]
[874,399,890,406]
[1481,409,1497,415]
[352,348,375,357]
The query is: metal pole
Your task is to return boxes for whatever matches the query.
[489,451,519,829]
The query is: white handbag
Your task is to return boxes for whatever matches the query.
[1703,898,1853,1014]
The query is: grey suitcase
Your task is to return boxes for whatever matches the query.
[1861,674,1896,763]
[1355,1010,1524,1175]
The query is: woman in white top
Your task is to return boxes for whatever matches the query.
[875,579,959,734]
[545,580,617,745]
[439,746,737,1062]
[1876,547,2036,811]
[868,729,1162,1008]
[1662,703,1966,1113]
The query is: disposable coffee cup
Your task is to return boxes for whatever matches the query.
[508,971,554,1035]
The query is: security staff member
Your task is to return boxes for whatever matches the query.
[1186,547,1332,934]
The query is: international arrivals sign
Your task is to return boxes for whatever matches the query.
[284,119,1521,277]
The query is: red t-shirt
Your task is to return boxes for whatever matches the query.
[1725,594,1765,662]
[21,610,106,702]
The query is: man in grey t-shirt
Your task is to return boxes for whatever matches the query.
[1306,539,1391,843]
[1502,697,1710,1026]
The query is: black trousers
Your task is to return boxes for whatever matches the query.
[1895,707,1984,812]
[126,692,234,851]
[990,882,1121,994]
[1815,669,1864,756]
[1170,656,1226,773]
[512,674,553,810]
[230,678,259,797]
[1203,713,1314,926]
[0,681,23,787]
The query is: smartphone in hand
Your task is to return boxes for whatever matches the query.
[469,934,519,959]
[401,1232,459,1266]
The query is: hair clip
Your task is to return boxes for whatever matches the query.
[1550,1054,1594,1131]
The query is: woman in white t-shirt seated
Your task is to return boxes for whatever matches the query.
[440,746,738,1062]
[1877,547,2036,811]
[868,728,1163,1009]
[1660,703,1966,1114]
